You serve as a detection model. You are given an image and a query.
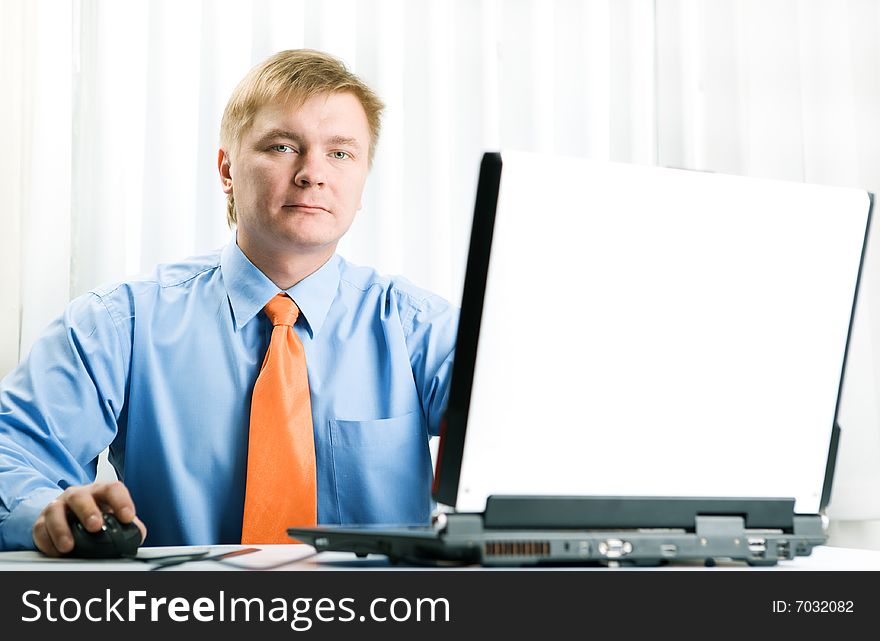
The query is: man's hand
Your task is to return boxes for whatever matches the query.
[32,481,148,557]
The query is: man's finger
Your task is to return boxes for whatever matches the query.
[64,488,104,533]
[43,499,75,554]
[32,517,62,557]
[93,481,138,524]
[133,516,148,545]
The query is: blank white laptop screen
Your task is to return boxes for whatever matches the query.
[456,151,870,515]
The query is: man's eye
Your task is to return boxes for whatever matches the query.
[271,144,295,153]
[330,151,350,160]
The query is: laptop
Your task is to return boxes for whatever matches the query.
[290,151,873,566]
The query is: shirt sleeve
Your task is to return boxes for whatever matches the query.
[403,292,459,437]
[0,292,130,550]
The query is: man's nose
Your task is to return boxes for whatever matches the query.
[294,152,326,188]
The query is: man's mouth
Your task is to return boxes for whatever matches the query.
[284,203,330,214]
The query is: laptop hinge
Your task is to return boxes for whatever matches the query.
[481,496,797,531]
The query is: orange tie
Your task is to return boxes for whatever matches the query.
[241,293,317,544]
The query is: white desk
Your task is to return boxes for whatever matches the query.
[2,544,880,571]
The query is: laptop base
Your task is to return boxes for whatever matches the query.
[288,496,827,567]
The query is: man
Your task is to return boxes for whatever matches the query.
[0,49,457,554]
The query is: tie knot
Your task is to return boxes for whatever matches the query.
[263,293,299,327]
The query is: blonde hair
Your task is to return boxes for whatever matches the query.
[220,49,385,227]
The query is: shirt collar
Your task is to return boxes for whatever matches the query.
[220,240,341,338]
[283,252,341,339]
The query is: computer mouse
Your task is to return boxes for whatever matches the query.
[66,511,142,558]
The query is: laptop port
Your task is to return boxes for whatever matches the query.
[747,537,767,558]
[598,539,632,558]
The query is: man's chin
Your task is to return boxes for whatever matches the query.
[271,232,339,255]
[272,220,351,252]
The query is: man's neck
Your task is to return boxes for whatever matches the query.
[237,236,334,291]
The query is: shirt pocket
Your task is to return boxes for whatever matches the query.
[329,411,433,525]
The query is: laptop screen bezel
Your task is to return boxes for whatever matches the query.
[820,192,873,510]
[433,152,502,507]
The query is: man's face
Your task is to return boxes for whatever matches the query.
[221,91,371,258]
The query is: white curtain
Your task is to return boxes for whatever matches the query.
[4,0,880,541]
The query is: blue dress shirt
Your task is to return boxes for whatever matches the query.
[0,241,458,549]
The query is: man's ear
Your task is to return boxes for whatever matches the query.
[218,149,233,195]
